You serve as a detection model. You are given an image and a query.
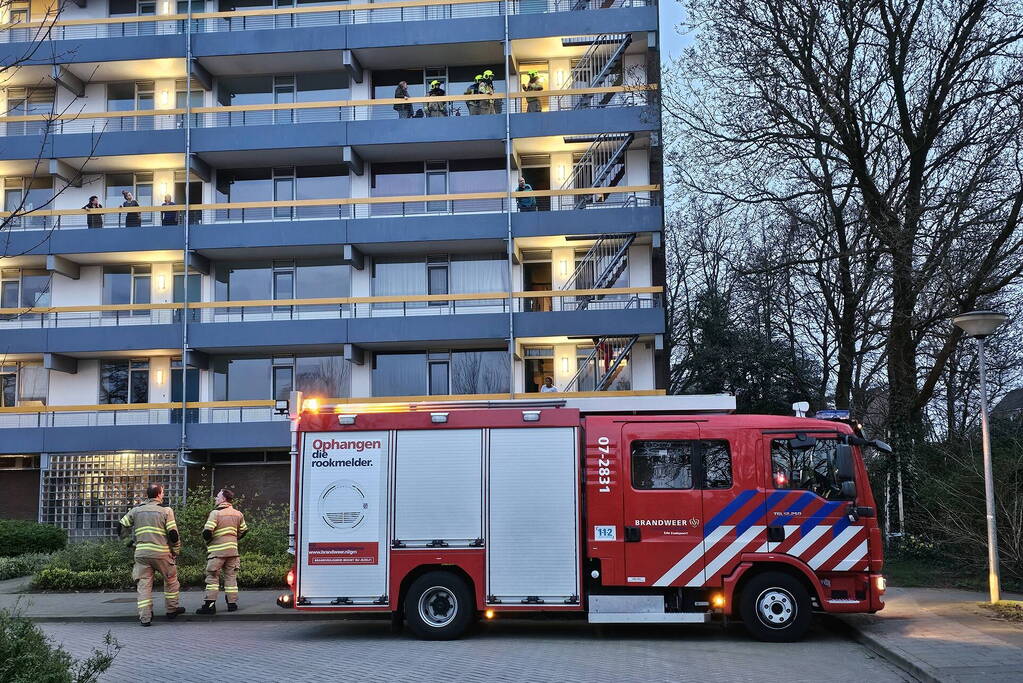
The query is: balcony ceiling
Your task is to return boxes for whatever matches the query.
[513,32,649,62]
[350,42,503,70]
[197,51,346,77]
[514,131,652,155]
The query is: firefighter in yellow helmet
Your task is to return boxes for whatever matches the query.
[426,79,447,117]
[119,482,185,627]
[477,69,497,115]
[524,70,543,113]
[196,488,248,614]
[464,74,483,115]
[481,69,501,115]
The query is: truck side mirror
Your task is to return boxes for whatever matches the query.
[835,444,855,482]
[841,480,857,499]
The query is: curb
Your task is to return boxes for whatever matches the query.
[24,611,385,624]
[829,616,943,683]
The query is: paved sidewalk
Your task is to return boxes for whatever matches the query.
[841,587,1023,683]
[0,588,305,622]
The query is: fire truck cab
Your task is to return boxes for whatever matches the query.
[278,395,886,642]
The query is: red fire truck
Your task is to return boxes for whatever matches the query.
[276,395,889,642]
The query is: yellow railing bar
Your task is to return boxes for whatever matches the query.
[0,389,666,414]
[0,184,659,218]
[0,84,657,123]
[0,286,661,315]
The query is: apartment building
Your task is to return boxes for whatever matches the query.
[0,0,664,535]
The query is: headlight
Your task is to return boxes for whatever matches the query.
[875,575,886,592]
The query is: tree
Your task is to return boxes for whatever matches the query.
[664,0,1023,450]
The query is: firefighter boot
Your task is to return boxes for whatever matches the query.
[166,607,186,619]
[225,596,238,612]
[195,600,216,615]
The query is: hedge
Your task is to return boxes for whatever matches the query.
[0,608,119,683]
[0,554,52,582]
[0,521,67,558]
[31,497,291,591]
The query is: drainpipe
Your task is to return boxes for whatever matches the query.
[179,3,203,468]
[504,3,514,399]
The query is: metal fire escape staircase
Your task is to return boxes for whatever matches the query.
[558,33,633,109]
[559,233,639,392]
[561,132,633,209]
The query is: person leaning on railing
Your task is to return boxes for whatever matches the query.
[122,191,141,227]
[393,80,413,119]
[161,195,178,226]
[83,195,103,228]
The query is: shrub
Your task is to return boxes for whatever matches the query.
[0,521,66,557]
[0,608,119,683]
[0,554,52,581]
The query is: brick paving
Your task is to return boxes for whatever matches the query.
[39,618,909,683]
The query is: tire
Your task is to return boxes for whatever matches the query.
[738,571,813,642]
[404,571,475,640]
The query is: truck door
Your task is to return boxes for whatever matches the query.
[765,434,865,572]
[621,422,705,587]
[692,425,764,589]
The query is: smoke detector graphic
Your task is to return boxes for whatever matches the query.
[318,479,369,530]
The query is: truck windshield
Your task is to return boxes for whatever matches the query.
[770,438,852,500]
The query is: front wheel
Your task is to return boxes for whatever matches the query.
[404,571,474,640]
[739,572,812,642]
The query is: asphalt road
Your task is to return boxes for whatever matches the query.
[38,616,912,682]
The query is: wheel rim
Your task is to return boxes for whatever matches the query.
[755,587,796,629]
[418,586,458,628]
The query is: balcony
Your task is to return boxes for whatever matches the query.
[0,0,654,48]
[0,185,660,260]
[0,286,662,354]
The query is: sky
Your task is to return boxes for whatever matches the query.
[657,0,692,61]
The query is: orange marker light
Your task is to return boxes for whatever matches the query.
[286,569,295,587]
[303,398,320,414]
[484,609,495,619]
[711,593,725,608]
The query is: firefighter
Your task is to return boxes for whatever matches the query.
[523,70,543,112]
[477,70,496,115]
[464,74,482,115]
[482,69,501,115]
[196,488,248,614]
[119,483,184,627]
[426,80,447,117]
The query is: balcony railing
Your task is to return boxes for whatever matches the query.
[0,84,656,136]
[0,184,659,231]
[0,287,662,329]
[0,389,666,429]
[0,0,652,42]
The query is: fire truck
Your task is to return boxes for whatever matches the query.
[276,394,889,642]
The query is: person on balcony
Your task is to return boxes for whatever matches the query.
[478,70,498,115]
[540,377,558,393]
[160,194,178,226]
[464,75,482,115]
[83,195,103,229]
[393,81,413,119]
[524,71,544,113]
[426,80,447,117]
[516,177,537,211]
[122,190,141,227]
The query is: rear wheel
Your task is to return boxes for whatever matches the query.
[739,571,812,642]
[404,571,474,640]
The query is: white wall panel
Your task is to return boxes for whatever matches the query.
[394,429,483,545]
[488,427,579,601]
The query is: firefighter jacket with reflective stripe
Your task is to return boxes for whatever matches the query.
[120,500,179,559]
[203,503,247,557]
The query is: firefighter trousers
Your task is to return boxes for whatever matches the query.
[204,555,241,603]
[133,557,180,623]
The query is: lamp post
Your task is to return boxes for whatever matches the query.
[952,310,1008,604]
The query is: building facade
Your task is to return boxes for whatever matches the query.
[0,0,664,536]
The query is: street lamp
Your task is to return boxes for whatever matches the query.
[952,309,1008,604]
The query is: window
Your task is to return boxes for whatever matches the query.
[1,268,50,315]
[631,440,693,490]
[212,355,350,400]
[771,438,851,500]
[100,360,149,404]
[0,367,16,407]
[103,265,150,317]
[702,440,732,489]
[372,349,508,397]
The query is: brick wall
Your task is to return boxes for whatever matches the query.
[0,470,41,520]
[187,464,290,509]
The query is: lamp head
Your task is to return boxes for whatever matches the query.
[952,310,1008,338]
